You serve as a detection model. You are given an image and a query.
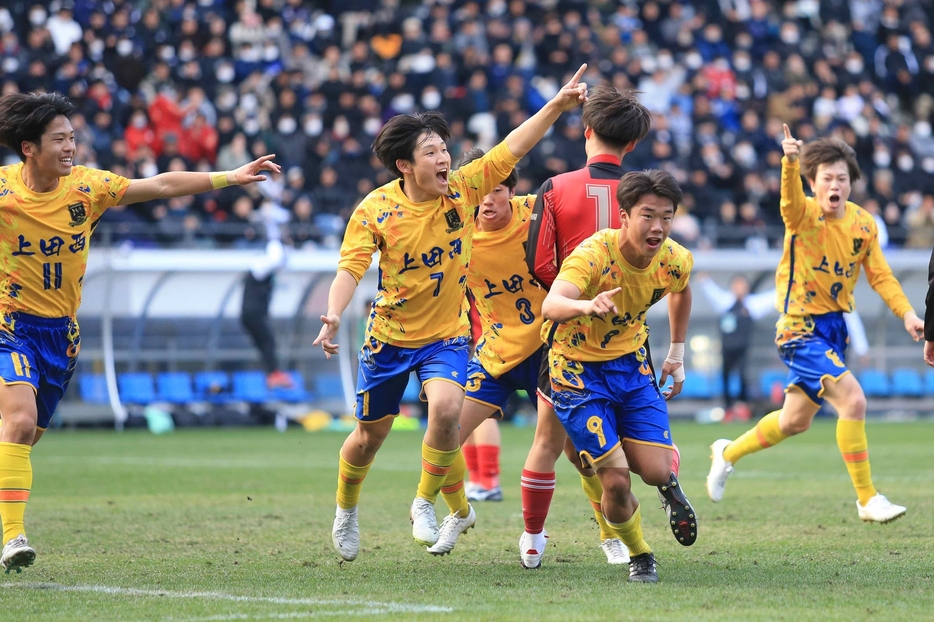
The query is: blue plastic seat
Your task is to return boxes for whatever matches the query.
[677,373,713,399]
[858,369,890,398]
[271,371,312,402]
[232,371,269,403]
[79,373,109,404]
[118,372,156,404]
[890,367,923,397]
[157,372,195,403]
[194,371,231,403]
[313,372,345,401]
[402,373,422,403]
[925,368,934,396]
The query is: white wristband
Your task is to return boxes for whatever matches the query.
[665,342,685,382]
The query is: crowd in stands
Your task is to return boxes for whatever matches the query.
[4,0,934,250]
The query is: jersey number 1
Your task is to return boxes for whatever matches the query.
[43,262,63,290]
[586,184,613,230]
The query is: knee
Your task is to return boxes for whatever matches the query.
[1,411,38,445]
[355,426,390,453]
[428,398,462,428]
[842,392,868,418]
[601,470,632,499]
[780,417,811,436]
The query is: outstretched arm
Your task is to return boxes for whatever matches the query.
[119,155,280,206]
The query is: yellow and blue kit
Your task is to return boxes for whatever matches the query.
[0,163,129,427]
[338,141,520,421]
[546,230,693,466]
[774,157,913,405]
[464,194,547,417]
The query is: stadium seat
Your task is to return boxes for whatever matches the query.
[925,369,934,396]
[232,371,269,403]
[890,368,923,397]
[858,369,890,398]
[270,371,312,402]
[677,373,713,399]
[313,372,345,401]
[758,369,788,401]
[194,371,231,403]
[157,372,195,403]
[78,373,109,404]
[118,372,156,404]
[402,373,422,403]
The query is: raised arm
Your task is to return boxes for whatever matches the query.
[779,124,812,231]
[504,64,588,159]
[119,155,280,206]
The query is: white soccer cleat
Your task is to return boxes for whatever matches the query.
[857,494,907,524]
[331,506,360,561]
[518,530,548,569]
[1,534,36,574]
[600,538,630,565]
[427,504,477,555]
[410,497,440,545]
[706,438,734,503]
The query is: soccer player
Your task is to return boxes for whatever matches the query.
[315,65,589,562]
[0,91,279,573]
[542,169,694,583]
[519,84,691,570]
[706,125,923,524]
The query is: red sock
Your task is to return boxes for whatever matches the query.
[521,469,555,534]
[671,443,681,477]
[464,444,479,483]
[476,444,500,489]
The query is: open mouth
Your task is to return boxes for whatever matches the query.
[60,157,73,166]
[436,168,448,185]
[828,193,840,206]
[646,236,662,249]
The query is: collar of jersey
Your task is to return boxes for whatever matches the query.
[586,154,622,166]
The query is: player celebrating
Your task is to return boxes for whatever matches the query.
[315,66,589,562]
[0,91,279,574]
[706,125,923,524]
[542,170,694,583]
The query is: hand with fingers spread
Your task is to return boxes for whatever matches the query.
[781,123,804,163]
[313,314,341,359]
[584,286,621,318]
[232,154,281,186]
[552,63,589,112]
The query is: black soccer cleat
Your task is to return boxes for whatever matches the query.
[657,472,698,546]
[628,552,658,583]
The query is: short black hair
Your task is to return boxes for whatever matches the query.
[616,170,682,215]
[0,92,76,161]
[458,147,518,189]
[582,83,652,150]
[372,111,451,178]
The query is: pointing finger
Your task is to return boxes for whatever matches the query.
[783,123,792,140]
[568,63,587,85]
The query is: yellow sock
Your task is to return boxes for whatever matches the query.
[580,474,612,540]
[837,419,877,505]
[723,410,788,464]
[417,443,458,503]
[440,449,470,517]
[604,504,651,557]
[335,454,372,510]
[0,442,32,543]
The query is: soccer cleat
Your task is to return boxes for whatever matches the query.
[266,370,295,389]
[628,552,658,583]
[331,506,360,561]
[464,481,480,498]
[706,438,734,502]
[427,504,477,555]
[857,494,907,524]
[1,535,36,574]
[410,497,440,546]
[518,530,548,569]
[466,484,503,502]
[657,472,698,546]
[600,538,630,565]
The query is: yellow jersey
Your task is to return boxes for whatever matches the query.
[546,230,693,380]
[338,140,520,347]
[468,194,547,377]
[0,163,129,330]
[775,157,912,345]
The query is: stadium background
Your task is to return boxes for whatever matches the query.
[2,0,933,427]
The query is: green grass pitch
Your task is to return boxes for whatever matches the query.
[2,420,933,621]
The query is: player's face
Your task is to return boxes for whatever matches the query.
[477,184,515,231]
[404,131,450,200]
[31,115,76,177]
[620,193,674,262]
[808,160,850,217]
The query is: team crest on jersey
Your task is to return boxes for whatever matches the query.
[66,202,88,227]
[444,208,464,233]
[649,288,665,305]
[852,238,863,255]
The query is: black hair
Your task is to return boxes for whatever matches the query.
[372,111,451,177]
[0,92,76,161]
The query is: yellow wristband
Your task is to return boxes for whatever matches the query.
[210,171,231,190]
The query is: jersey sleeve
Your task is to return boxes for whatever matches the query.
[780,157,818,233]
[450,140,520,209]
[553,236,602,296]
[525,178,558,289]
[336,201,379,283]
[669,248,694,293]
[88,168,131,220]
[862,223,913,319]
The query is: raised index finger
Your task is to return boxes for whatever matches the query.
[783,123,792,140]
[567,63,587,86]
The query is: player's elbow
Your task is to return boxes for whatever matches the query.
[541,296,563,322]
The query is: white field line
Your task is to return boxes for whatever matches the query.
[36,455,414,471]
[1,583,452,616]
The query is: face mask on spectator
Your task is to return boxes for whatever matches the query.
[241,93,259,113]
[734,56,751,72]
[897,155,914,171]
[333,118,350,140]
[923,157,934,173]
[363,116,382,136]
[736,83,751,100]
[780,28,799,44]
[734,143,756,168]
[29,7,47,25]
[159,46,176,61]
[278,117,297,135]
[873,150,891,168]
[391,93,415,114]
[132,115,147,129]
[304,117,323,136]
[117,39,134,57]
[243,117,261,136]
[217,64,235,83]
[89,39,105,60]
[2,57,19,73]
[216,91,237,112]
[658,53,674,70]
[264,44,280,61]
[845,59,863,74]
[140,161,159,178]
[916,121,932,137]
[685,52,702,70]
[422,90,442,109]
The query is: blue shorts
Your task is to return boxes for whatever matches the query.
[0,313,80,430]
[550,349,671,468]
[355,336,469,422]
[779,312,849,406]
[464,346,542,418]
